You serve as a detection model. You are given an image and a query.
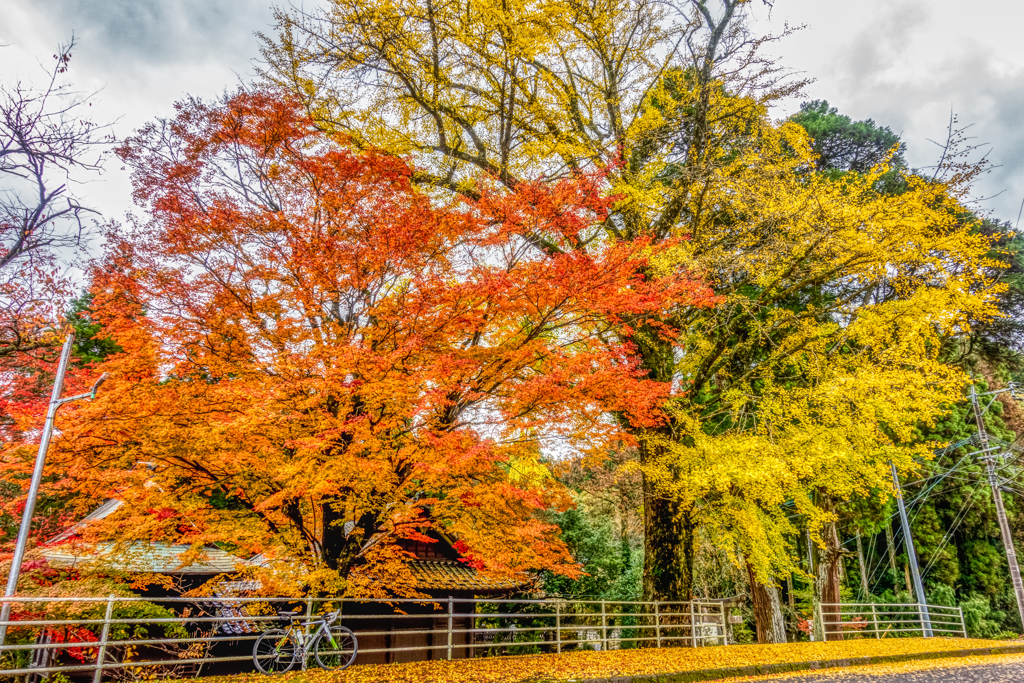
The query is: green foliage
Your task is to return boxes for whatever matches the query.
[541,495,643,602]
[790,100,905,174]
[109,600,188,642]
[0,585,187,673]
[66,291,122,365]
[505,630,544,656]
[961,593,1006,639]
[967,222,1024,357]
[731,615,755,644]
[927,583,956,608]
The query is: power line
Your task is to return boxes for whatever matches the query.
[864,477,985,595]
[920,486,982,581]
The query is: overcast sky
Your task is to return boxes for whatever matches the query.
[2,0,1023,234]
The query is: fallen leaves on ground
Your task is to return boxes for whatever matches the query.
[199,638,1010,683]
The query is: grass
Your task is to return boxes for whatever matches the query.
[199,637,1018,683]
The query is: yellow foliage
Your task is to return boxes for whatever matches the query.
[263,0,1003,592]
[637,115,1001,582]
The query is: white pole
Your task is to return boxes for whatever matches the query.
[555,603,561,654]
[0,333,75,647]
[890,461,932,637]
[447,596,453,661]
[601,600,607,651]
[92,595,115,683]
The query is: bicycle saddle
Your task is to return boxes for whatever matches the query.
[277,610,300,617]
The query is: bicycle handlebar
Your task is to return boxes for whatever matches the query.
[278,609,341,626]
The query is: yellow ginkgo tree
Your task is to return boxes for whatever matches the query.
[265,0,1001,627]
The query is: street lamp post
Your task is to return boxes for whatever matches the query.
[0,332,108,647]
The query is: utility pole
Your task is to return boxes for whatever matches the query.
[969,384,1024,630]
[890,461,932,636]
[0,333,108,647]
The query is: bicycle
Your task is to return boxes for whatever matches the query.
[252,608,358,673]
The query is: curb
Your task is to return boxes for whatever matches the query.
[575,644,1024,683]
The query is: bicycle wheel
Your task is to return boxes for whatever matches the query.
[313,625,358,670]
[253,628,298,674]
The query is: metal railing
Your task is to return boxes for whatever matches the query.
[0,595,726,680]
[820,603,967,639]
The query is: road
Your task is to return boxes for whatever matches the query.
[756,658,1024,682]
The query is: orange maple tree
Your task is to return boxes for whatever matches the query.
[10,91,713,594]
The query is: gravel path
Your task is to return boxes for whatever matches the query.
[760,659,1024,682]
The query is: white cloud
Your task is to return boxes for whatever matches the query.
[750,0,1024,223]
[2,0,1023,226]
[0,0,281,227]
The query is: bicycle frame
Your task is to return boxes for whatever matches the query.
[283,611,339,662]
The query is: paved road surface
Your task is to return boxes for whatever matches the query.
[760,659,1024,682]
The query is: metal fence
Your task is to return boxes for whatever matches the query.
[820,603,967,639]
[0,596,727,681]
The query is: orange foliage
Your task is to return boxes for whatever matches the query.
[16,91,712,594]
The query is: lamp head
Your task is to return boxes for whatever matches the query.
[90,373,110,399]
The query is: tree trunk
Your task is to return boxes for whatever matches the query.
[767,581,787,643]
[642,471,694,602]
[885,522,902,591]
[638,427,694,603]
[817,521,844,641]
[746,561,787,644]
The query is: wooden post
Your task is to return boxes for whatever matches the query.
[92,595,115,683]
[447,596,454,661]
[870,604,880,640]
[555,603,562,654]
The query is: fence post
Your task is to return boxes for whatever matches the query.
[918,603,927,638]
[870,604,880,640]
[555,602,562,654]
[654,602,661,648]
[958,606,967,638]
[688,601,696,648]
[601,601,608,651]
[92,595,115,683]
[718,602,727,645]
[447,596,454,661]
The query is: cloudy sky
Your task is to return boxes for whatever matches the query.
[3,0,1023,231]
[749,0,1024,224]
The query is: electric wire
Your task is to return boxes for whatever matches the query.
[835,454,976,595]
[865,476,985,595]
[921,485,983,580]
[908,453,974,527]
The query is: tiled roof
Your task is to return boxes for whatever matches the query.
[408,561,524,592]
[48,499,125,544]
[42,542,253,575]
